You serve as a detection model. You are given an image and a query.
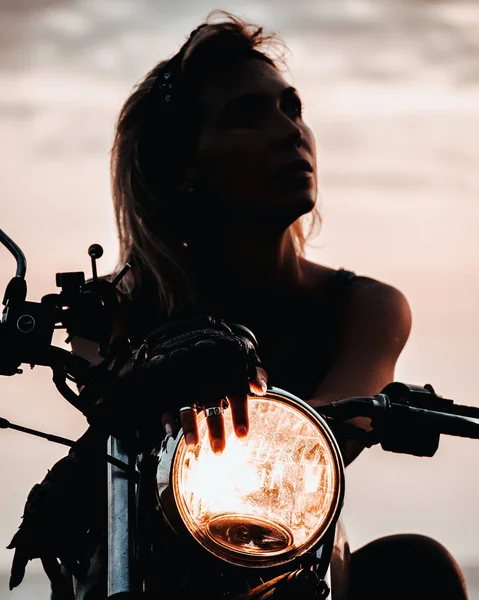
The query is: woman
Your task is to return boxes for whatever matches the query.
[8,10,468,600]
[105,10,407,465]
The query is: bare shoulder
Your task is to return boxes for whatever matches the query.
[301,259,412,351]
[345,274,412,340]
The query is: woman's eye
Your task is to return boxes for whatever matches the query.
[225,101,263,127]
[221,96,303,129]
[284,97,304,119]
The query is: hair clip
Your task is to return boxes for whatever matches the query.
[157,69,175,103]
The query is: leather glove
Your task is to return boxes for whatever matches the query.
[143,315,262,402]
[7,429,107,595]
[92,315,267,454]
[145,315,267,453]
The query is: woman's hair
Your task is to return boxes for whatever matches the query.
[111,9,321,321]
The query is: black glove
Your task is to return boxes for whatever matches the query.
[7,429,107,594]
[88,315,265,452]
[142,315,261,407]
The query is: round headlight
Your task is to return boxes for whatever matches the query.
[169,388,344,568]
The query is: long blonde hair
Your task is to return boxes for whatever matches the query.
[110,10,321,322]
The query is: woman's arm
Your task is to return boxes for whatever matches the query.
[307,277,412,466]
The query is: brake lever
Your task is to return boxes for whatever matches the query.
[0,228,131,375]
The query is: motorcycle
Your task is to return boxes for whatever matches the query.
[1,226,479,600]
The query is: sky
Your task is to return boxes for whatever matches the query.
[0,0,478,596]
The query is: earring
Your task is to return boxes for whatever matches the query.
[180,184,196,248]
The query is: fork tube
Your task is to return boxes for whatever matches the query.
[107,435,137,598]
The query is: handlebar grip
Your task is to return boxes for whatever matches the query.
[406,406,479,439]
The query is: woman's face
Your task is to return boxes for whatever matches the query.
[188,58,318,229]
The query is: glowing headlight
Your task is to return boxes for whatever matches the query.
[163,388,344,568]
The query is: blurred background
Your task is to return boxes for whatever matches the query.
[0,0,478,598]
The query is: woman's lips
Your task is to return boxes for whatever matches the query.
[275,158,313,179]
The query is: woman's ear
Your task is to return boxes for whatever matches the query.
[175,166,197,194]
[176,180,193,194]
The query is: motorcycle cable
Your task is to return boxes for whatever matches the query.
[0,415,138,479]
[0,228,139,477]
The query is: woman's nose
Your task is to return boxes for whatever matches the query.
[288,129,302,148]
[275,113,303,149]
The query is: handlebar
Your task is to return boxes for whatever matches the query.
[0,229,26,279]
[1,227,478,458]
[317,390,479,431]
[316,382,479,457]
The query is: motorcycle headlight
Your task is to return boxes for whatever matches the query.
[160,387,344,569]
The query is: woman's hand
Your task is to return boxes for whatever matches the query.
[176,363,268,454]
[140,316,268,454]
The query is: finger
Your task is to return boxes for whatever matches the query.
[162,411,179,438]
[59,552,88,583]
[179,406,198,448]
[77,552,91,577]
[9,548,28,590]
[41,556,74,596]
[227,393,249,438]
[249,366,268,396]
[204,404,226,455]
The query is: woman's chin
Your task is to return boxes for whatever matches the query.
[283,192,317,220]
[275,180,317,216]
[265,198,316,230]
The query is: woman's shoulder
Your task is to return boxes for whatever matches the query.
[300,259,412,336]
[302,258,407,296]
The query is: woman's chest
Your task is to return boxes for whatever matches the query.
[249,306,340,400]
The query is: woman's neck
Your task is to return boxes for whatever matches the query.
[191,227,304,317]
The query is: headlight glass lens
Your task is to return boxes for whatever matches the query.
[170,390,343,568]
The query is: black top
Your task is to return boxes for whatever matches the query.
[256,268,357,400]
[119,267,358,400]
